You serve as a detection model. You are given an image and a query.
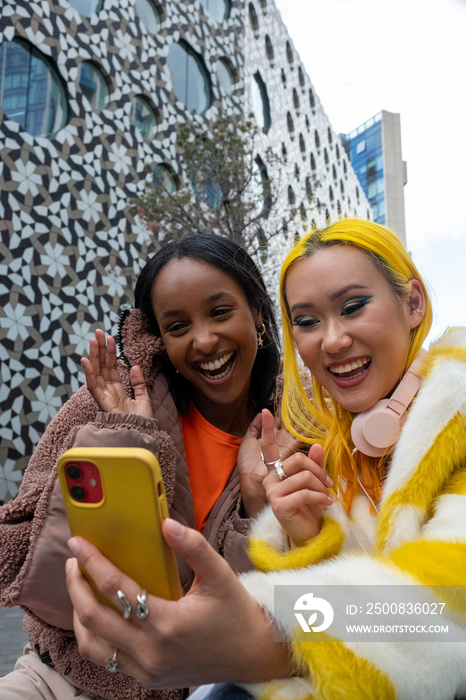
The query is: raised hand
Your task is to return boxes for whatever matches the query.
[81,329,153,418]
[260,409,333,547]
[237,411,302,518]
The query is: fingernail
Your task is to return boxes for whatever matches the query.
[327,495,334,504]
[325,475,334,486]
[68,537,81,554]
[164,518,184,539]
[65,557,76,573]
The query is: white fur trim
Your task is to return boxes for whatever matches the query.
[430,327,466,349]
[382,357,466,502]
[422,493,466,542]
[242,678,314,700]
[249,505,289,552]
[383,504,425,550]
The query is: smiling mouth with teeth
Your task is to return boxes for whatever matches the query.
[198,352,235,380]
[329,357,371,380]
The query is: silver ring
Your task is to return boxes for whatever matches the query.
[264,456,286,480]
[105,649,119,673]
[136,589,149,619]
[117,590,131,619]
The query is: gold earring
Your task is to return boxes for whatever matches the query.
[256,323,266,347]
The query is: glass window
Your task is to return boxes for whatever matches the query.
[166,41,212,116]
[258,0,267,13]
[356,138,366,154]
[131,95,158,139]
[135,0,161,33]
[248,3,259,37]
[199,0,231,22]
[0,39,68,138]
[153,164,177,194]
[299,133,306,158]
[286,111,294,139]
[251,71,270,131]
[252,156,271,214]
[265,35,274,66]
[286,40,294,68]
[281,142,287,163]
[216,57,236,95]
[292,87,300,114]
[281,68,287,88]
[79,61,109,110]
[300,202,306,227]
[257,227,268,264]
[298,66,305,89]
[305,176,312,199]
[67,0,103,15]
[314,129,320,150]
[309,88,315,109]
[287,185,295,205]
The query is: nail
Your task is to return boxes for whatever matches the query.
[65,557,76,573]
[67,537,81,554]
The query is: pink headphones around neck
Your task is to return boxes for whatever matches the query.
[351,349,426,458]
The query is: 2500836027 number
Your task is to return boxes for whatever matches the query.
[366,602,446,615]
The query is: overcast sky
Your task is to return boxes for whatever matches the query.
[274,0,466,342]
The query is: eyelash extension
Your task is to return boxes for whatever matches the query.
[341,295,373,315]
[291,315,318,327]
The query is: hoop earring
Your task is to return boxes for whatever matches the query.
[256,323,266,347]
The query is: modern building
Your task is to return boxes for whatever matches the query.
[340,110,407,244]
[0,0,371,500]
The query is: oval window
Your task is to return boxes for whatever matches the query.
[0,39,68,138]
[131,95,158,139]
[216,57,236,95]
[135,0,162,33]
[79,61,109,110]
[199,0,231,22]
[67,0,103,15]
[167,41,212,116]
[251,71,271,131]
[249,3,259,37]
[153,164,178,195]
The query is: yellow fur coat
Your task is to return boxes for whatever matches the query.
[240,328,466,700]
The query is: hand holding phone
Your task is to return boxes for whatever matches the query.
[57,447,182,609]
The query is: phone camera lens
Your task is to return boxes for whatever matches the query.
[70,485,86,501]
[66,464,81,480]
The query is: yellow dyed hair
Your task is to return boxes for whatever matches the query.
[279,219,433,512]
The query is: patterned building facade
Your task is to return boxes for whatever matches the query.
[0,0,371,501]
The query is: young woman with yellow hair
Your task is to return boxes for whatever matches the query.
[65,219,466,700]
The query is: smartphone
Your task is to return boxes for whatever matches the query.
[57,447,182,607]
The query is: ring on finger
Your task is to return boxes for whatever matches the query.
[264,456,286,480]
[117,590,132,619]
[105,649,119,673]
[136,589,149,619]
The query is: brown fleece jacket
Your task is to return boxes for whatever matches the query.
[0,309,255,700]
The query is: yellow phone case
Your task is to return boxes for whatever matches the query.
[57,447,182,604]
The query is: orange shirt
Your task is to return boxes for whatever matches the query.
[180,405,242,531]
